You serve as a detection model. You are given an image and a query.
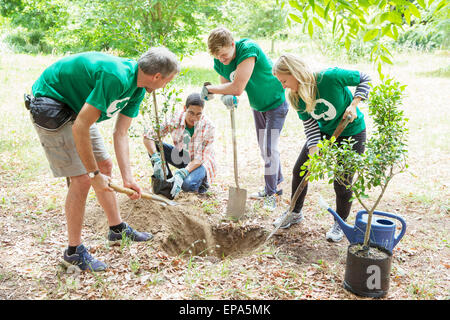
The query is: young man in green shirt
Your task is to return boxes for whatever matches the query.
[143,93,216,198]
[29,47,180,272]
[202,27,288,211]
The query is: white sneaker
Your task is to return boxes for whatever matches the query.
[263,195,277,211]
[326,221,344,242]
[250,188,283,199]
[273,210,304,229]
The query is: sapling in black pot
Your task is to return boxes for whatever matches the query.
[305,77,409,297]
[136,85,183,199]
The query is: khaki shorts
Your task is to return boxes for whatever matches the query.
[31,116,110,177]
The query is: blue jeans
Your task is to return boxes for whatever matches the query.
[252,100,289,195]
[151,143,208,193]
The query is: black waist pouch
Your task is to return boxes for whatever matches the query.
[25,94,76,131]
[151,175,175,200]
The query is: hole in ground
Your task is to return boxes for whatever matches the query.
[87,195,267,259]
[162,223,267,258]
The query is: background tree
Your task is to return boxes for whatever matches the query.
[223,0,289,53]
[0,0,69,53]
[1,0,224,57]
[285,0,448,75]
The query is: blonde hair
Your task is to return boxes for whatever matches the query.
[273,53,317,113]
[207,27,234,56]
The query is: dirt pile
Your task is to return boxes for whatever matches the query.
[86,193,267,259]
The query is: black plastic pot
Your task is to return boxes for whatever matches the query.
[151,175,175,200]
[343,243,393,298]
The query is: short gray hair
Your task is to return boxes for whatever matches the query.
[138,47,180,78]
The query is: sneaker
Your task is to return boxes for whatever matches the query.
[250,188,283,199]
[108,222,153,245]
[273,210,304,229]
[62,244,107,272]
[263,194,277,211]
[326,221,344,242]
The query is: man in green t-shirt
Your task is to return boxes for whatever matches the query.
[201,27,288,211]
[28,47,180,272]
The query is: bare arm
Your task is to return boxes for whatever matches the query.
[185,160,202,173]
[113,113,141,199]
[206,57,255,96]
[143,136,158,155]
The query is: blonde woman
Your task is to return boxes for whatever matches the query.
[272,53,371,242]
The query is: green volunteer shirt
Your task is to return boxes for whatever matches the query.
[183,127,194,155]
[213,38,285,112]
[32,52,145,123]
[296,68,366,136]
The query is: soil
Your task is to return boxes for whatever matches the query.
[348,244,391,260]
[85,192,267,259]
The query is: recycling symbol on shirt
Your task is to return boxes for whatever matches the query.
[311,98,337,121]
[106,97,131,118]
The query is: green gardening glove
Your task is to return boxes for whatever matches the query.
[150,152,167,180]
[221,95,238,110]
[167,168,189,198]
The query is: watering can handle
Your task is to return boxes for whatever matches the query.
[358,211,407,247]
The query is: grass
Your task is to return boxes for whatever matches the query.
[174,66,219,87]
[416,65,450,78]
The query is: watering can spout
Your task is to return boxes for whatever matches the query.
[318,196,356,243]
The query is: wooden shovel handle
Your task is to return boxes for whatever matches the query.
[109,182,172,205]
[289,114,352,211]
[332,114,352,138]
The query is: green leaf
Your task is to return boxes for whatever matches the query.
[308,20,314,38]
[289,13,303,23]
[324,1,331,20]
[345,36,351,50]
[308,0,315,11]
[315,4,325,18]
[313,17,324,28]
[289,0,302,11]
[404,10,411,25]
[357,0,371,8]
[387,11,403,25]
[408,3,421,18]
[416,0,426,9]
[380,55,393,64]
[435,0,448,12]
[363,28,379,42]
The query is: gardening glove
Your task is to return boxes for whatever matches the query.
[167,168,189,198]
[150,152,166,180]
[221,95,238,110]
[200,82,214,101]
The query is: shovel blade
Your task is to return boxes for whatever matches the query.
[226,187,247,220]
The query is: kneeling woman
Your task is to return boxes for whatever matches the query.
[272,53,371,242]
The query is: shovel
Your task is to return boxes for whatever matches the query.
[265,114,352,241]
[226,107,247,219]
[109,182,178,206]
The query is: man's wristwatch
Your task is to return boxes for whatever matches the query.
[88,170,100,179]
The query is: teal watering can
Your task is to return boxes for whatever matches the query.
[319,196,406,252]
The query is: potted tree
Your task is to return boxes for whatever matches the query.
[135,85,183,199]
[305,77,409,298]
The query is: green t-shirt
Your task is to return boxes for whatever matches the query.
[185,126,195,137]
[183,127,194,155]
[296,68,366,136]
[32,52,145,123]
[213,38,285,112]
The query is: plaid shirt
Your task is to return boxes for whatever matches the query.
[144,111,217,184]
